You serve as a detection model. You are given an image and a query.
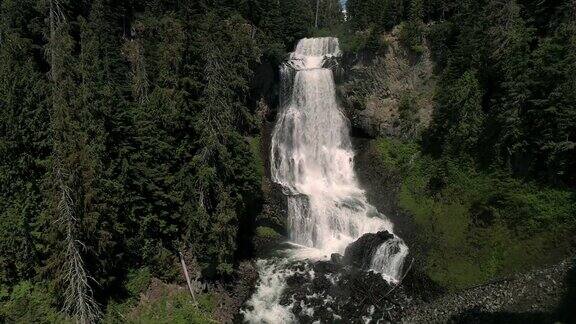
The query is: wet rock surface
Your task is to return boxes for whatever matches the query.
[343,231,394,269]
[239,257,574,323]
[279,259,411,323]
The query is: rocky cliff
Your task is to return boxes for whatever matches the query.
[339,26,436,139]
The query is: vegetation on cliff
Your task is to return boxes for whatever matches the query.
[373,138,575,289]
[344,0,575,290]
[346,0,576,187]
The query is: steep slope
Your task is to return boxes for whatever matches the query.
[340,26,435,139]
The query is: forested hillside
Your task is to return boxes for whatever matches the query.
[1,0,575,322]
[0,0,323,322]
[346,0,575,186]
[342,0,575,292]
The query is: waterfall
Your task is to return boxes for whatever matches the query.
[242,38,409,323]
[271,37,408,281]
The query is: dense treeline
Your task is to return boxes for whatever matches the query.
[346,0,575,296]
[347,0,576,187]
[0,0,327,321]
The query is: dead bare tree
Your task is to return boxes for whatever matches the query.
[47,1,100,322]
[57,166,101,324]
[179,252,199,307]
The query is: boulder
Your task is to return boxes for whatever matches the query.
[277,258,404,323]
[330,253,343,264]
[343,231,394,269]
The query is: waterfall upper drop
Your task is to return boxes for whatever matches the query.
[271,37,408,282]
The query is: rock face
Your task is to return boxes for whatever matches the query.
[402,258,576,323]
[339,26,436,138]
[343,231,394,269]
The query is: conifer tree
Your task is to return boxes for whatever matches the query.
[45,0,100,321]
[0,0,49,287]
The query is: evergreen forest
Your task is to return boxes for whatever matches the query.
[0,0,574,322]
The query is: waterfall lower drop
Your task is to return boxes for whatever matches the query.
[242,37,408,323]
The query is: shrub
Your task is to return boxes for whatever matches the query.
[126,267,152,298]
[255,226,281,240]
[399,21,425,54]
[398,91,421,139]
[0,281,67,324]
[126,291,216,324]
[374,138,576,290]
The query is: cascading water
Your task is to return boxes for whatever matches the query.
[242,37,408,323]
[272,37,408,279]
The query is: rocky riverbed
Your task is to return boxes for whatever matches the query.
[402,258,575,323]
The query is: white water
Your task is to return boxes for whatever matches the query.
[271,37,408,276]
[370,237,410,282]
[243,37,408,323]
[241,259,297,324]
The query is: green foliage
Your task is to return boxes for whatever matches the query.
[374,138,576,290]
[423,0,576,186]
[426,21,454,70]
[347,0,404,31]
[398,0,424,54]
[313,0,344,31]
[0,0,49,287]
[0,0,310,319]
[374,137,419,172]
[315,25,381,55]
[399,21,425,54]
[126,268,153,298]
[347,0,575,186]
[0,281,68,324]
[255,226,281,240]
[398,91,421,139]
[248,136,265,179]
[125,292,216,324]
[279,0,315,48]
[102,282,217,324]
[428,70,484,156]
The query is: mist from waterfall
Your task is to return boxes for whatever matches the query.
[271,37,408,281]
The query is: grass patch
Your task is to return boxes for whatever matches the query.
[373,137,576,290]
[247,136,264,179]
[255,226,281,240]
